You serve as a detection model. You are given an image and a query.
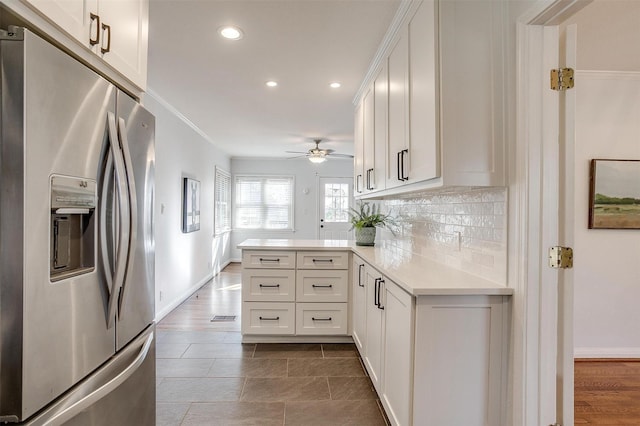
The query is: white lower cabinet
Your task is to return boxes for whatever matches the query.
[241,249,349,338]
[351,255,367,351]
[352,259,508,426]
[381,278,414,426]
[295,303,347,335]
[242,302,295,335]
[363,264,384,388]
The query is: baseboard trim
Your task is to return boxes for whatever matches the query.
[241,335,354,344]
[155,273,213,322]
[574,347,640,359]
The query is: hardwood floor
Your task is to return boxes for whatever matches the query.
[575,359,640,424]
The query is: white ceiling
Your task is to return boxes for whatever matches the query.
[147,0,400,159]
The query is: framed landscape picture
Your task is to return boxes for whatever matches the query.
[182,177,201,233]
[589,159,640,229]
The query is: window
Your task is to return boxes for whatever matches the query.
[235,175,294,230]
[214,167,231,234]
[323,183,350,222]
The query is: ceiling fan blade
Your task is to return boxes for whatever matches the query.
[322,149,335,154]
[328,153,354,158]
[286,154,309,159]
[285,150,309,154]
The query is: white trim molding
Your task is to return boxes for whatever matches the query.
[575,348,640,359]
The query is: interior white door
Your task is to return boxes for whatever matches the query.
[557,23,577,426]
[317,177,353,240]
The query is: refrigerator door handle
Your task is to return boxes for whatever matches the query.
[40,331,154,426]
[99,152,115,296]
[116,117,137,317]
[105,112,131,329]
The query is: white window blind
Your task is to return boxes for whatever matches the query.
[214,167,231,234]
[234,175,294,230]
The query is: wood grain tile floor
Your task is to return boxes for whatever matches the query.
[156,263,388,425]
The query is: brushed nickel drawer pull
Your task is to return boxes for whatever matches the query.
[312,258,333,263]
[259,316,280,321]
[312,284,333,288]
[259,284,280,288]
[312,317,332,321]
[259,258,280,262]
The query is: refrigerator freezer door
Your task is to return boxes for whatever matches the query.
[115,91,155,351]
[25,325,156,426]
[0,29,116,421]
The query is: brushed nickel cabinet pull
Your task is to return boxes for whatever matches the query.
[312,258,333,263]
[259,284,280,288]
[259,316,280,321]
[259,258,280,262]
[312,317,332,321]
[100,23,111,54]
[312,284,333,288]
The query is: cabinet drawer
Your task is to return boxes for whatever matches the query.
[243,269,295,302]
[242,251,296,269]
[242,302,295,335]
[296,270,348,302]
[295,303,348,335]
[296,251,349,270]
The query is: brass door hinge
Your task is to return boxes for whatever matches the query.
[549,246,573,269]
[550,68,574,91]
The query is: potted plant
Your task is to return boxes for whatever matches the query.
[349,202,395,246]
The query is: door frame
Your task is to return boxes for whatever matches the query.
[514,1,592,425]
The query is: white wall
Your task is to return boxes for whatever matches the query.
[561,1,640,357]
[143,92,232,320]
[572,72,640,357]
[230,157,353,260]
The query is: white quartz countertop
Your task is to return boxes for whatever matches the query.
[237,239,513,297]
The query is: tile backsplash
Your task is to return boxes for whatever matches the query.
[377,187,507,284]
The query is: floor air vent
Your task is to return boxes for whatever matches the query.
[210,315,237,322]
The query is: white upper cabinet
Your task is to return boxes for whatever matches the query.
[21,0,149,89]
[355,0,506,198]
[362,83,375,193]
[353,101,364,195]
[372,63,388,193]
[439,0,505,186]
[386,27,409,190]
[23,0,96,43]
[95,0,149,89]
[407,0,439,183]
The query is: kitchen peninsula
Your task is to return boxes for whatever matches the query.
[238,238,512,426]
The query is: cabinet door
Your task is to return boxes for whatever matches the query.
[408,0,439,182]
[364,265,384,390]
[381,278,414,426]
[351,256,367,352]
[97,0,149,88]
[353,101,364,195]
[373,63,388,193]
[386,29,408,189]
[362,85,375,193]
[23,0,96,43]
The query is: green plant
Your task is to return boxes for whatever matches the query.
[348,202,395,232]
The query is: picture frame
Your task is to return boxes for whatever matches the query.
[182,177,201,233]
[588,159,640,229]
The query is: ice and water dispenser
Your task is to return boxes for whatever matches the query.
[50,175,96,281]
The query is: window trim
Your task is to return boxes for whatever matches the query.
[233,174,295,231]
[214,166,231,235]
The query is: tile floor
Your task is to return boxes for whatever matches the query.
[156,263,388,425]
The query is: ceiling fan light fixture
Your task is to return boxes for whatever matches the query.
[308,153,327,164]
[329,82,341,89]
[218,26,243,40]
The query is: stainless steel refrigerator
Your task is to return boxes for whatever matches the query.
[0,26,155,425]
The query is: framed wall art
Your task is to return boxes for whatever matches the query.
[589,159,640,229]
[182,177,201,233]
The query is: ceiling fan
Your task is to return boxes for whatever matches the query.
[286,139,354,163]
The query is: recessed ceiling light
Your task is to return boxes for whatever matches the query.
[265,81,278,87]
[218,26,243,40]
[329,82,341,89]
